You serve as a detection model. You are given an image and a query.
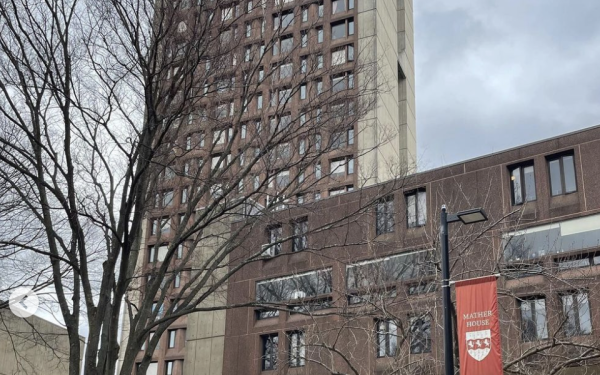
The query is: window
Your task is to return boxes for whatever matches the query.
[301,30,308,48]
[168,330,177,348]
[315,162,322,179]
[330,157,353,177]
[274,11,294,30]
[299,139,306,155]
[562,291,592,336]
[301,6,308,22]
[275,35,293,56]
[262,334,278,371]
[329,185,353,196]
[289,331,305,367]
[376,196,394,235]
[279,62,293,79]
[266,225,282,256]
[257,93,263,110]
[221,6,233,21]
[173,272,181,288]
[519,297,548,341]
[332,44,354,65]
[300,57,307,73]
[181,187,188,204]
[165,360,174,375]
[163,191,174,207]
[332,72,354,93]
[317,27,323,43]
[331,18,354,40]
[241,124,247,139]
[257,309,279,320]
[185,135,192,150]
[406,189,426,228]
[256,269,332,304]
[318,2,324,17]
[317,54,323,69]
[293,218,308,252]
[316,79,323,95]
[300,83,307,99]
[245,22,252,37]
[176,243,184,259]
[332,0,346,14]
[145,363,158,375]
[376,320,397,357]
[510,163,536,205]
[276,170,290,189]
[149,244,168,263]
[409,315,431,354]
[548,153,576,196]
[244,45,252,62]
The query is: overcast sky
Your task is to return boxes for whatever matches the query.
[414,0,600,170]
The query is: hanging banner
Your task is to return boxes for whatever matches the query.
[455,276,503,375]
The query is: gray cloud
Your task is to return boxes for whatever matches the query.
[414,0,600,169]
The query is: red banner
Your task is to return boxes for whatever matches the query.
[455,276,503,375]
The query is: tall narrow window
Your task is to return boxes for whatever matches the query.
[409,315,432,354]
[317,27,323,43]
[262,334,279,370]
[520,297,548,341]
[510,163,536,205]
[168,330,177,348]
[548,153,577,196]
[376,320,397,357]
[165,361,174,375]
[406,189,426,228]
[289,331,305,367]
[562,291,592,336]
[266,225,282,256]
[376,196,395,235]
[293,218,308,252]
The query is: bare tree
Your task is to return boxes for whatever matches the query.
[0,0,401,374]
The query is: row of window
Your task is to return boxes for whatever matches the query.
[260,314,429,371]
[519,291,592,341]
[375,190,427,235]
[509,152,577,205]
[136,359,184,375]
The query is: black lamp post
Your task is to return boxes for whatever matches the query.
[440,205,488,375]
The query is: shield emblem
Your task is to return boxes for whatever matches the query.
[466,329,491,361]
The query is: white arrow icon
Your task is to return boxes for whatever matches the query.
[9,287,39,318]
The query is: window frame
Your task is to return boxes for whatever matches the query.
[292,217,308,252]
[509,162,537,205]
[375,196,395,235]
[261,333,279,371]
[561,290,592,337]
[547,152,577,196]
[519,296,548,342]
[376,319,398,358]
[409,314,432,354]
[288,331,306,367]
[405,189,427,228]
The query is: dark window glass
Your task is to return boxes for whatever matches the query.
[519,298,548,341]
[293,218,308,252]
[262,334,279,370]
[510,163,536,205]
[376,196,394,235]
[562,292,592,336]
[168,330,177,348]
[331,21,346,40]
[409,315,432,354]
[256,269,333,304]
[376,320,397,357]
[288,331,305,367]
[257,309,280,320]
[406,190,426,228]
[548,153,577,196]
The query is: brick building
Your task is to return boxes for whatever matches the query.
[121,1,416,374]
[223,125,600,375]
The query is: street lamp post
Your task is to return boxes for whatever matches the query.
[440,205,488,375]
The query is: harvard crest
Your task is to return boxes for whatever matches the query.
[466,329,491,361]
